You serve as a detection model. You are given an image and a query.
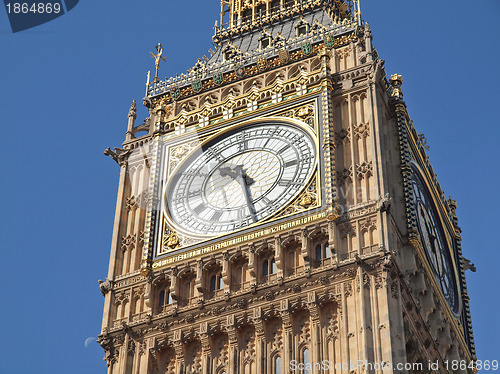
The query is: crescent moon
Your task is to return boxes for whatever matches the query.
[84,337,96,348]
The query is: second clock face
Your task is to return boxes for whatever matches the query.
[164,120,316,237]
[411,165,459,314]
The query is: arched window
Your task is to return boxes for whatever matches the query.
[219,275,224,290]
[180,275,195,306]
[210,273,224,292]
[325,243,331,258]
[287,248,296,275]
[158,287,172,311]
[210,275,217,292]
[262,257,276,279]
[232,259,248,291]
[303,348,310,374]
[274,355,282,374]
[315,243,332,266]
[270,257,276,274]
[315,244,322,261]
[262,259,269,277]
[159,290,165,308]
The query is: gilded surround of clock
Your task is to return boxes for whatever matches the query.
[410,162,461,315]
[156,114,321,257]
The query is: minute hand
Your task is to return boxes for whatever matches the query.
[236,169,258,223]
[220,166,258,222]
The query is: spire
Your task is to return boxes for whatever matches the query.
[389,74,404,100]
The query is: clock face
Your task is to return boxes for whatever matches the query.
[411,165,459,314]
[164,120,316,238]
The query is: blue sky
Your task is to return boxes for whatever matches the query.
[0,1,498,373]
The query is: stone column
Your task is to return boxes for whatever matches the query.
[138,339,150,374]
[253,307,266,374]
[274,236,283,282]
[300,229,311,277]
[307,291,321,364]
[173,330,185,374]
[226,315,238,374]
[280,300,292,374]
[200,322,212,374]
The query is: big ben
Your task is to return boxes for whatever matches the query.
[99,1,476,373]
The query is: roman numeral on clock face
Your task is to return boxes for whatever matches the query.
[188,190,202,198]
[278,144,291,154]
[193,204,207,214]
[210,211,223,221]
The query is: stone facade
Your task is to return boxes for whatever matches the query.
[100,1,475,373]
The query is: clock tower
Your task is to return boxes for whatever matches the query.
[99,1,476,373]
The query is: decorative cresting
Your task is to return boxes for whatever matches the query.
[146,0,360,99]
[218,0,360,35]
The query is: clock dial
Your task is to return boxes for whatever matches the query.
[164,121,316,237]
[411,165,459,314]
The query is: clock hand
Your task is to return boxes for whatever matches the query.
[218,165,258,221]
[219,166,239,179]
[220,165,258,222]
[237,171,258,223]
[219,165,255,185]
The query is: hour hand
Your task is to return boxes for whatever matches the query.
[219,166,239,180]
[219,165,255,186]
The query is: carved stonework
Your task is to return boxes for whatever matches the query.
[125,196,136,212]
[363,273,370,289]
[335,128,351,145]
[243,332,256,363]
[345,283,353,297]
[339,223,356,239]
[168,140,202,176]
[353,122,370,139]
[337,166,353,184]
[356,161,373,179]
[374,275,384,289]
[298,318,311,343]
[104,147,132,167]
[269,322,283,351]
[121,234,136,253]
[360,217,376,232]
[99,279,111,296]
[391,280,399,299]
[278,173,320,217]
[128,340,136,355]
[325,307,339,342]
[277,103,315,129]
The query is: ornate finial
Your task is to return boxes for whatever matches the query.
[145,71,152,96]
[447,197,458,212]
[389,74,404,99]
[417,133,430,151]
[364,22,372,38]
[447,196,460,229]
[128,100,137,119]
[150,43,166,83]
